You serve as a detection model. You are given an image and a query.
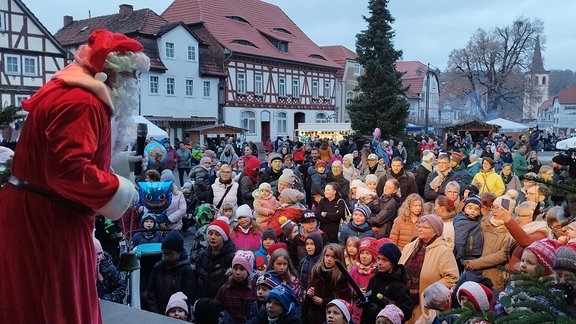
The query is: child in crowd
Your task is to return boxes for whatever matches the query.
[218,203,235,224]
[348,179,364,209]
[310,160,328,205]
[343,236,360,271]
[370,179,400,239]
[131,213,163,247]
[422,201,435,215]
[326,299,353,324]
[389,193,424,250]
[349,237,378,324]
[365,174,378,192]
[279,217,299,245]
[434,195,458,250]
[356,184,380,215]
[340,205,375,245]
[254,228,277,272]
[230,204,262,253]
[305,243,353,323]
[248,284,301,324]
[146,230,196,314]
[164,291,189,321]
[192,298,234,324]
[361,243,413,324]
[457,281,494,314]
[248,271,280,321]
[422,282,452,321]
[376,304,405,324]
[290,209,330,266]
[253,183,278,230]
[216,250,257,323]
[453,195,484,271]
[559,221,576,245]
[94,237,126,304]
[554,246,576,314]
[266,247,303,305]
[298,232,324,291]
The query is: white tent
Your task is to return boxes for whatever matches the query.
[486,118,529,133]
[130,115,168,140]
[556,137,576,150]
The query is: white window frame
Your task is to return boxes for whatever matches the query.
[149,76,159,94]
[0,12,6,31]
[241,110,256,134]
[187,45,196,61]
[185,79,194,97]
[166,77,175,95]
[315,112,327,123]
[254,74,263,96]
[22,56,37,76]
[354,63,361,76]
[312,80,319,99]
[277,111,287,134]
[323,81,331,98]
[15,95,28,107]
[346,91,354,104]
[278,77,286,97]
[5,55,19,75]
[292,78,300,97]
[203,81,211,97]
[237,72,246,94]
[165,42,175,58]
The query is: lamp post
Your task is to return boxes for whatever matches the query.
[425,63,431,134]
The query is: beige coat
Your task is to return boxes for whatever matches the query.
[399,236,459,324]
[465,218,512,291]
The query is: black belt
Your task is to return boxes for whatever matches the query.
[8,176,94,214]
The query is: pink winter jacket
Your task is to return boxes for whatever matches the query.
[254,196,279,229]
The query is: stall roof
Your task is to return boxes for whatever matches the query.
[486,118,529,132]
[186,123,247,134]
[295,123,351,131]
[131,115,168,139]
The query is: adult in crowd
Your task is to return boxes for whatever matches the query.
[527,150,542,174]
[206,164,241,210]
[450,152,471,187]
[237,156,261,208]
[415,150,436,197]
[189,157,212,202]
[472,157,506,196]
[466,154,481,179]
[318,138,333,163]
[240,145,256,165]
[360,153,386,184]
[258,152,284,187]
[176,142,192,187]
[0,30,148,323]
[399,215,459,323]
[433,196,458,250]
[513,144,529,178]
[377,157,418,203]
[195,219,237,299]
[327,160,350,200]
[500,163,522,192]
[396,141,408,164]
[424,153,462,202]
[219,143,238,166]
[315,183,347,243]
[268,188,306,235]
[163,141,177,171]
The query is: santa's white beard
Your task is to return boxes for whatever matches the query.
[110,75,140,155]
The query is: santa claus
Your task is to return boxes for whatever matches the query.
[0,30,149,323]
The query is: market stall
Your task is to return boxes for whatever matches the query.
[294,122,354,142]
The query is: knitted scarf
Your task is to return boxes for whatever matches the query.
[429,168,453,191]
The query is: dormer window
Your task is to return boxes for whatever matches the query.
[226,16,250,24]
[273,27,292,35]
[231,39,258,48]
[278,41,288,52]
[309,54,326,60]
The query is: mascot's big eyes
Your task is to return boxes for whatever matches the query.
[146,194,153,201]
[158,194,166,200]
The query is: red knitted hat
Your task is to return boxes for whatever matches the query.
[268,242,288,256]
[207,219,231,242]
[357,237,379,263]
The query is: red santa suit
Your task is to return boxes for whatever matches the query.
[0,30,147,323]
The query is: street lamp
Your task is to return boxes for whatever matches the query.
[424,64,438,134]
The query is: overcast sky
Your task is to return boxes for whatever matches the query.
[23,0,576,71]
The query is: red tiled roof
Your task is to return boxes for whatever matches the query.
[557,86,576,105]
[320,45,358,67]
[396,61,429,95]
[162,0,340,69]
[538,95,553,113]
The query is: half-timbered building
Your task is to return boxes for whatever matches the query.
[162,0,341,145]
[0,0,67,107]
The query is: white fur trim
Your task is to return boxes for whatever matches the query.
[96,175,136,220]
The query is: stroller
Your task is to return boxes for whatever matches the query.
[182,191,199,232]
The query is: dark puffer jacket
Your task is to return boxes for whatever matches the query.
[145,250,196,314]
[96,251,126,304]
[195,239,237,299]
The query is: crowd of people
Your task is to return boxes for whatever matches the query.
[111,128,576,324]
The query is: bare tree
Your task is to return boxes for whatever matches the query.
[446,17,544,119]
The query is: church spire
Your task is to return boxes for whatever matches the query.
[530,36,546,74]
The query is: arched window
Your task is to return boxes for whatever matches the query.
[346,91,354,104]
[542,76,547,85]
[241,110,256,134]
[316,112,327,123]
[277,112,287,134]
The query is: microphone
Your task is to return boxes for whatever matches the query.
[134,123,148,176]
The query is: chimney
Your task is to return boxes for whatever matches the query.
[63,15,73,27]
[119,4,133,19]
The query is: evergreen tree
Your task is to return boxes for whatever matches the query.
[347,0,409,138]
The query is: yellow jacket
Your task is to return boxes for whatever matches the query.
[472,169,505,196]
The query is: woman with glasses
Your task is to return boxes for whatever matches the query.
[399,214,458,324]
[207,164,241,211]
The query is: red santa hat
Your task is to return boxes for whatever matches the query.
[207,219,230,242]
[457,281,494,312]
[74,29,149,79]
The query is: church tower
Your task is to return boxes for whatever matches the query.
[522,36,549,122]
